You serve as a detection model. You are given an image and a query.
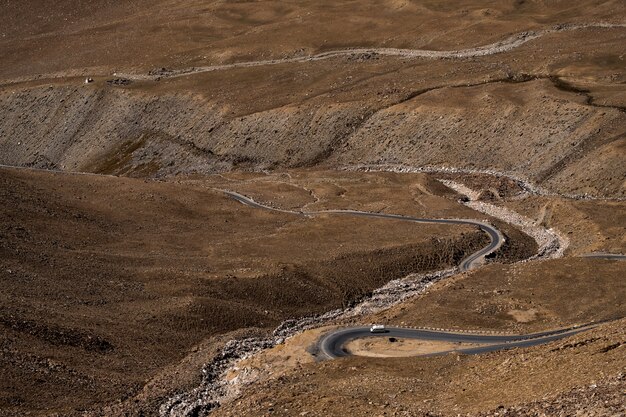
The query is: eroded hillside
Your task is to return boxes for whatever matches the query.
[1,1,625,417]
[1,2,625,198]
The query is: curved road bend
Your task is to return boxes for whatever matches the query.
[221,190,504,271]
[221,190,615,359]
[318,323,600,359]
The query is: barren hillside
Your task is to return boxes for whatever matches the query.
[1,1,625,417]
[1,1,625,197]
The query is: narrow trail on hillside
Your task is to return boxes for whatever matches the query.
[1,22,624,87]
[120,22,625,81]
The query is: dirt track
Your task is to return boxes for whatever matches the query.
[114,23,626,81]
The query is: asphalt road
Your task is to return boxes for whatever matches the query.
[317,324,600,359]
[222,189,617,360]
[222,190,503,271]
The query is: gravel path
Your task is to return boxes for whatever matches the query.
[113,23,626,81]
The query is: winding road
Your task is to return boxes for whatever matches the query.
[318,324,600,359]
[222,189,616,360]
[1,22,624,88]
[222,190,503,271]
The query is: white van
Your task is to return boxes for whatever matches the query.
[370,324,386,333]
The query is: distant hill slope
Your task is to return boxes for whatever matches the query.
[2,0,625,80]
[0,1,625,198]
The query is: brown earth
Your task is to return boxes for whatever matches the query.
[432,172,626,255]
[0,167,502,416]
[343,338,487,357]
[501,196,626,255]
[381,258,625,332]
[212,258,626,416]
[1,2,625,198]
[1,1,625,416]
[212,319,626,417]
[2,0,625,81]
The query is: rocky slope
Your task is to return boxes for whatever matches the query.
[1,2,625,416]
[1,72,624,198]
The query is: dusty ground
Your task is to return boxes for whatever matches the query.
[433,172,626,255]
[1,1,625,416]
[210,255,624,416]
[380,258,625,333]
[213,319,626,417]
[1,2,625,198]
[343,338,487,357]
[2,0,624,81]
[0,167,497,416]
[502,196,626,255]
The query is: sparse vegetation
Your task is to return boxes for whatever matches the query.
[0,1,624,416]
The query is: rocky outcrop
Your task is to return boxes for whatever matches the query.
[1,77,624,197]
